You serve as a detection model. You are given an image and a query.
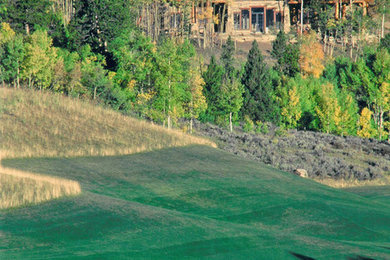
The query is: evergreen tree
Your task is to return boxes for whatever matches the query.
[202,56,225,122]
[271,30,300,77]
[380,33,390,52]
[220,35,235,78]
[242,40,279,123]
[1,0,59,34]
[271,30,287,71]
[69,0,134,62]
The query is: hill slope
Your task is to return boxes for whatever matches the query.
[0,87,215,159]
[1,146,390,259]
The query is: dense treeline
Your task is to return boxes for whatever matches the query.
[0,0,389,141]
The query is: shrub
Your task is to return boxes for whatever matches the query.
[256,121,269,134]
[243,115,255,132]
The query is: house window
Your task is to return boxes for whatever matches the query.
[170,13,182,28]
[251,8,264,33]
[234,12,240,30]
[266,9,274,28]
[241,9,249,30]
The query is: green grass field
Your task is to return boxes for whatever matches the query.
[1,146,390,259]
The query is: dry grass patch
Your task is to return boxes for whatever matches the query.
[0,166,81,209]
[314,175,390,188]
[0,87,216,159]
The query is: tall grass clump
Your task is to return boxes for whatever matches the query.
[0,87,216,159]
[0,167,81,209]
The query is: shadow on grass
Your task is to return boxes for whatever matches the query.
[289,251,316,260]
[347,256,376,260]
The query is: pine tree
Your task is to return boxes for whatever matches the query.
[69,0,134,64]
[271,30,300,77]
[241,40,279,123]
[220,35,235,78]
[202,56,225,122]
[271,30,287,72]
[2,0,58,34]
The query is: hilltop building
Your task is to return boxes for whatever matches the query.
[188,0,373,39]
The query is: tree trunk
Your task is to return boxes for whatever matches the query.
[379,109,384,140]
[93,86,97,100]
[220,3,227,34]
[168,115,171,129]
[190,117,193,133]
[17,65,20,89]
[381,6,386,38]
[229,112,233,132]
[300,0,304,35]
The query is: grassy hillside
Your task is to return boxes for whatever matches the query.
[0,87,215,209]
[0,87,215,159]
[1,146,390,259]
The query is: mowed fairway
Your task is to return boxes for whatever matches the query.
[1,146,390,259]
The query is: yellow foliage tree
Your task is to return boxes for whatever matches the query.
[186,57,207,133]
[0,22,15,44]
[357,108,377,138]
[281,85,302,129]
[315,83,341,134]
[299,31,325,78]
[22,30,57,90]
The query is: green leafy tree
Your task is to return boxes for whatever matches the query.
[1,34,24,88]
[218,76,243,132]
[153,38,187,129]
[80,45,112,100]
[242,40,279,123]
[337,91,359,136]
[315,83,341,134]
[0,22,24,88]
[52,48,83,95]
[369,49,390,140]
[111,30,158,115]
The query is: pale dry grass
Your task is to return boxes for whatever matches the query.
[0,87,216,159]
[0,166,81,209]
[314,175,390,188]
